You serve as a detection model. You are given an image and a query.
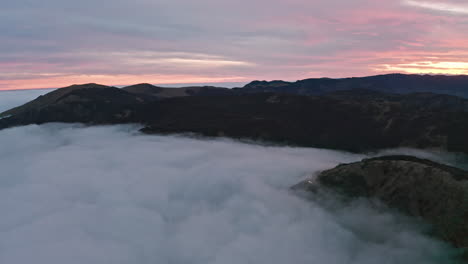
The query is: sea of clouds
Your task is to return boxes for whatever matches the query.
[0,89,53,113]
[0,89,460,263]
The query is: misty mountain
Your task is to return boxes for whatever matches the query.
[293,155,468,260]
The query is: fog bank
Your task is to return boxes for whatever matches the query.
[0,89,52,113]
[0,123,459,264]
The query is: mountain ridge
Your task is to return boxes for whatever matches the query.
[238,73,468,98]
[3,83,468,154]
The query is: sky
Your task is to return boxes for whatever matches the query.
[2,0,468,90]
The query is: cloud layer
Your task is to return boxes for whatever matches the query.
[2,0,468,90]
[0,91,460,263]
[0,88,51,112]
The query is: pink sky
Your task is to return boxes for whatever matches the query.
[2,0,468,90]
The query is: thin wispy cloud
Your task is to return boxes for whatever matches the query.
[403,0,468,15]
[377,60,468,74]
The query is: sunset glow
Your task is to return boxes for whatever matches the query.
[2,0,468,90]
[377,61,468,75]
[0,74,249,91]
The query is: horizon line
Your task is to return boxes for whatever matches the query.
[1,72,468,91]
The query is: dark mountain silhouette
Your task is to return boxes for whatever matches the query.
[0,84,153,125]
[117,74,468,99]
[122,83,230,98]
[238,74,468,98]
[138,91,468,154]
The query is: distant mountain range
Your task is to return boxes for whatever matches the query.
[237,73,468,98]
[122,73,468,98]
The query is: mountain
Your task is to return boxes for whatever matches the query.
[121,83,165,97]
[239,74,468,98]
[0,83,152,125]
[3,84,468,154]
[292,155,468,260]
[139,90,468,154]
[2,83,115,116]
[122,83,231,98]
[119,74,468,98]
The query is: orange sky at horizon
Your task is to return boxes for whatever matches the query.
[2,67,468,91]
[0,74,251,91]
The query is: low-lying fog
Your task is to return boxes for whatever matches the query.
[0,90,459,263]
[0,89,53,113]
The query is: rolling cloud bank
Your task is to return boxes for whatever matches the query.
[0,90,461,263]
